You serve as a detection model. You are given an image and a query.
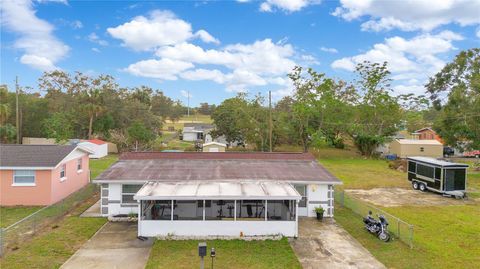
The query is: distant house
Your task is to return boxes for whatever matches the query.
[0,145,92,206]
[389,139,443,158]
[78,139,108,159]
[182,123,214,142]
[412,128,444,144]
[202,142,227,152]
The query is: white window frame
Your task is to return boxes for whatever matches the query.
[294,184,307,208]
[12,170,36,186]
[121,184,143,205]
[60,164,67,181]
[77,158,83,173]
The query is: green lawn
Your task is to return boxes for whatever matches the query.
[90,154,118,178]
[0,206,43,228]
[320,148,480,268]
[0,199,107,269]
[146,238,301,269]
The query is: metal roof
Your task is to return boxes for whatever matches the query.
[95,152,341,183]
[0,144,83,168]
[407,157,469,167]
[134,181,302,200]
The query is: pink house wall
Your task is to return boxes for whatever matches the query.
[50,154,90,204]
[0,153,90,206]
[0,170,52,206]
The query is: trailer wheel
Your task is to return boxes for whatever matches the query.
[412,181,419,190]
[419,183,427,192]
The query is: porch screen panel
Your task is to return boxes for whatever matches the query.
[173,200,203,220]
[236,200,265,220]
[205,200,235,220]
[266,200,296,221]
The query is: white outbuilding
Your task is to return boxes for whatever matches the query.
[202,142,227,152]
[78,139,108,159]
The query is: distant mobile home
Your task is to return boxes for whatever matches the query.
[389,139,443,158]
[0,145,92,206]
[202,142,227,152]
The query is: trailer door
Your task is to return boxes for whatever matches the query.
[444,169,466,191]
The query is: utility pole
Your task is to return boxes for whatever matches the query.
[269,90,272,152]
[15,76,20,144]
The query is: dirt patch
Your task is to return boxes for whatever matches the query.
[345,188,477,207]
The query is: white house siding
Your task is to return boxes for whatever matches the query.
[183,132,199,142]
[138,220,297,237]
[101,183,138,216]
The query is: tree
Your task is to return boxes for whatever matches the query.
[211,96,246,145]
[350,61,402,156]
[127,121,155,151]
[42,113,74,143]
[0,124,16,143]
[426,48,480,150]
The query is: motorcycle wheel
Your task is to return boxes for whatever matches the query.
[378,232,390,242]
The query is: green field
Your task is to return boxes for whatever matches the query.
[0,206,43,228]
[146,239,301,269]
[90,154,118,178]
[319,148,480,269]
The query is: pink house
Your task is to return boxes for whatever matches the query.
[0,145,93,206]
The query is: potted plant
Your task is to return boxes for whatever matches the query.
[314,207,324,221]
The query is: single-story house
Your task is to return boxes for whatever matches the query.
[412,127,444,144]
[389,139,443,158]
[182,123,214,142]
[93,152,341,237]
[0,145,92,206]
[202,142,227,152]
[78,139,108,159]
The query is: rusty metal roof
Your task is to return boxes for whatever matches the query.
[95,152,341,184]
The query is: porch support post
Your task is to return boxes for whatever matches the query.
[264,200,268,221]
[295,200,299,237]
[234,200,236,221]
[171,200,174,221]
[203,200,206,221]
[137,200,141,237]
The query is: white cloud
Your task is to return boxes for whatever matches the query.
[476,28,480,38]
[72,20,83,29]
[331,31,463,96]
[88,32,108,46]
[333,0,480,32]
[107,10,218,51]
[125,58,194,80]
[91,47,100,53]
[320,46,338,53]
[259,0,321,13]
[194,30,220,44]
[1,0,69,71]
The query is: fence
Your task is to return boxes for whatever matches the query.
[0,184,99,257]
[335,190,414,248]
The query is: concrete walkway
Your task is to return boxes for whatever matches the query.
[61,222,153,269]
[80,200,102,217]
[290,218,385,269]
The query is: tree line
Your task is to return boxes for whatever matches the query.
[212,48,480,155]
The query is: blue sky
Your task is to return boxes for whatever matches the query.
[1,0,479,106]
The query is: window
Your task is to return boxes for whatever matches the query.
[420,147,425,152]
[173,200,203,220]
[60,164,66,179]
[294,185,307,207]
[13,170,35,186]
[417,164,434,178]
[121,184,143,204]
[77,158,82,171]
[408,161,416,173]
[205,200,235,220]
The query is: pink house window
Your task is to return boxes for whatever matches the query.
[60,164,66,179]
[77,158,82,171]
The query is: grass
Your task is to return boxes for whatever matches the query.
[0,206,43,228]
[146,238,301,269]
[320,147,480,268]
[335,204,480,269]
[0,198,107,269]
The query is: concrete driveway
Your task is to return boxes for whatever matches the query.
[290,218,385,269]
[61,222,153,269]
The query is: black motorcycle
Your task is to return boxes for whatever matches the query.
[363,211,390,242]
